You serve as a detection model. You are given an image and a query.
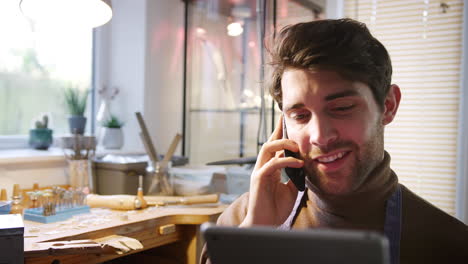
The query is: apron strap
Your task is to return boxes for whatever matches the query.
[384,184,402,264]
[278,190,305,230]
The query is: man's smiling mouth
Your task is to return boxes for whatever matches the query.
[314,151,349,163]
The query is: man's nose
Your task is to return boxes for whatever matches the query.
[308,115,338,147]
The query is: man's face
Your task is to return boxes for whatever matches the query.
[281,68,387,196]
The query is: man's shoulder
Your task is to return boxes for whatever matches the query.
[216,192,250,226]
[400,184,465,228]
[400,184,467,249]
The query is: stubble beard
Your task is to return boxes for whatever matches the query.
[303,125,385,196]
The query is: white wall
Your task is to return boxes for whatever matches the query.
[326,0,343,19]
[95,0,184,157]
[144,0,185,157]
[0,157,68,195]
[95,0,148,152]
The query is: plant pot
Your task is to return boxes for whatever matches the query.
[102,127,124,149]
[68,115,87,134]
[29,128,53,150]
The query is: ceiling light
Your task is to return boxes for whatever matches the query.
[20,0,112,29]
[227,22,243,37]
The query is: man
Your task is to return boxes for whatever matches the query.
[201,18,467,264]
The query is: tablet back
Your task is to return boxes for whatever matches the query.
[202,223,390,264]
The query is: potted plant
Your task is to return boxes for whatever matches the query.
[29,114,53,150]
[101,114,124,149]
[64,86,88,134]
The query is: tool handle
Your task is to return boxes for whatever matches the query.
[0,188,7,201]
[145,194,219,205]
[139,132,158,163]
[86,194,136,210]
[163,133,182,163]
[181,193,219,204]
[135,112,159,162]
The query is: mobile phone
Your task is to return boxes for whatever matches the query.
[282,117,306,191]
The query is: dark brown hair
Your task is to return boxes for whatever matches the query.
[268,18,392,110]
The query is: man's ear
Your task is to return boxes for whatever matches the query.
[382,84,401,125]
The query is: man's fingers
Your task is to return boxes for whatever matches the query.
[256,139,300,168]
[275,150,285,158]
[256,156,304,179]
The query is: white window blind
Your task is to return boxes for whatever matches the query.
[345,0,464,215]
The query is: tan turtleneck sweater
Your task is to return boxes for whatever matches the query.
[201,152,468,264]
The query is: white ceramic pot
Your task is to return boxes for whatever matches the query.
[102,127,124,149]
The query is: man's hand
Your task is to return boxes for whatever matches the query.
[240,115,304,227]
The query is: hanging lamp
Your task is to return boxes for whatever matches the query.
[20,0,112,28]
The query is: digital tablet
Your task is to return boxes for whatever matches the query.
[201,223,390,264]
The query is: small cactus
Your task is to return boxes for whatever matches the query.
[35,115,49,129]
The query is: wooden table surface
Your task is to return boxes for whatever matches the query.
[24,204,227,264]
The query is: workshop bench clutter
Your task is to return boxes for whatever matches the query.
[2,203,226,263]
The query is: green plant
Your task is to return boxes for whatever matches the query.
[30,114,53,150]
[64,86,88,116]
[34,114,49,129]
[102,115,124,128]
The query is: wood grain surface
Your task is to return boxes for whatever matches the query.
[24,204,227,264]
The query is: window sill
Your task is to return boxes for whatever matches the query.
[0,148,66,166]
[0,147,146,167]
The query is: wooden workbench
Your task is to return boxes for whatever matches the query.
[24,204,227,264]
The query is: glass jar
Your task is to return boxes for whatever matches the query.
[145,161,173,196]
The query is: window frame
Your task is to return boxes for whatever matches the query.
[0,41,96,150]
[456,0,468,223]
[0,135,29,150]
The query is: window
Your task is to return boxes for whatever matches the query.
[345,0,464,216]
[0,1,92,147]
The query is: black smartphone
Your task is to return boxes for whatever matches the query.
[282,117,306,191]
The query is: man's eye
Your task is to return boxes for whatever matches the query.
[332,105,355,112]
[290,113,309,120]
